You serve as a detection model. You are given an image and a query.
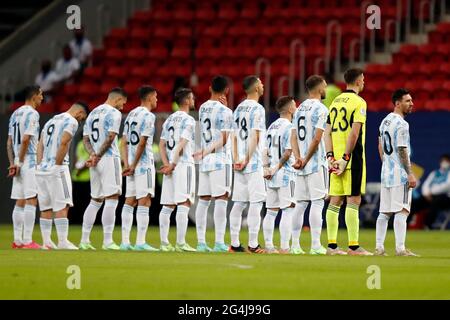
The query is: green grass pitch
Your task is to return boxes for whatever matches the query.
[0,225,449,300]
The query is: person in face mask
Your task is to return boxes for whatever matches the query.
[421,154,450,229]
[34,60,60,98]
[69,26,93,68]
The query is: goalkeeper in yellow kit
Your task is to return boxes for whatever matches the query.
[324,68,373,256]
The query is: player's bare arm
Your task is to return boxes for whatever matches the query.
[16,133,32,176]
[121,135,129,174]
[378,136,384,161]
[301,128,324,169]
[158,138,172,175]
[194,131,229,161]
[83,134,97,167]
[236,129,259,171]
[335,122,362,175]
[96,131,117,159]
[128,135,148,175]
[262,146,271,179]
[54,131,73,165]
[36,135,44,165]
[324,123,335,170]
[398,146,416,188]
[291,128,302,169]
[268,148,292,179]
[6,136,17,177]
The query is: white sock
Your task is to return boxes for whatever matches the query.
[263,209,278,248]
[121,204,134,245]
[394,213,408,252]
[12,206,25,244]
[159,206,174,244]
[40,218,53,244]
[54,218,69,244]
[136,206,149,245]
[195,199,210,244]
[176,205,190,245]
[310,199,324,250]
[292,201,308,249]
[248,202,263,248]
[376,213,390,249]
[102,199,118,246]
[230,202,246,247]
[81,200,102,243]
[214,199,228,244]
[23,204,36,244]
[280,207,294,250]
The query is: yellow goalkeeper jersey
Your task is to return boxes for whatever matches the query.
[327,90,367,169]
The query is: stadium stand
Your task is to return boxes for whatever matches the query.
[4,0,450,113]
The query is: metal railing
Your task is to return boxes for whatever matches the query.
[97,3,111,47]
[255,57,271,110]
[289,39,305,99]
[277,76,289,98]
[313,56,325,75]
[384,19,397,54]
[1,78,15,113]
[348,38,361,67]
[325,20,342,79]
[419,0,437,34]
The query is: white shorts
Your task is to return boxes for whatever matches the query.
[232,168,267,203]
[90,156,122,199]
[198,165,232,197]
[36,165,73,212]
[295,167,328,201]
[380,184,412,213]
[125,167,155,199]
[160,163,196,205]
[11,168,37,200]
[266,180,296,209]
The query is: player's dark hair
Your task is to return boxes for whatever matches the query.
[344,68,364,84]
[211,76,228,93]
[109,87,127,98]
[74,101,89,114]
[174,88,193,105]
[138,85,156,100]
[305,75,325,92]
[24,85,41,100]
[275,96,295,113]
[440,154,450,161]
[392,88,410,105]
[242,75,259,92]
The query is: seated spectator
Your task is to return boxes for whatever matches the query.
[55,44,80,83]
[34,60,60,99]
[69,26,93,68]
[421,154,450,229]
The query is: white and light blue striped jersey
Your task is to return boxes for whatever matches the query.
[161,111,195,164]
[233,99,266,174]
[293,99,328,176]
[265,118,296,188]
[39,113,78,171]
[123,106,155,176]
[83,104,121,157]
[198,100,233,172]
[379,112,411,188]
[8,105,40,169]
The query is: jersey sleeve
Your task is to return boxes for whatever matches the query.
[397,124,409,148]
[64,118,79,137]
[141,114,154,137]
[8,115,13,136]
[108,110,121,134]
[221,109,233,132]
[283,125,293,150]
[181,117,195,141]
[83,118,90,136]
[252,107,266,131]
[24,111,39,136]
[353,99,367,124]
[315,107,328,131]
